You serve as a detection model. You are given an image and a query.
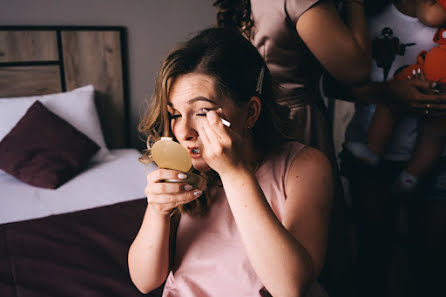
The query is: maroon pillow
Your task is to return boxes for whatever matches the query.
[0,101,100,189]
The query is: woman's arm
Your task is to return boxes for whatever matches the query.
[198,109,333,296]
[128,169,199,293]
[282,147,333,277]
[347,79,446,107]
[341,0,371,56]
[219,147,333,297]
[297,0,371,85]
[128,206,171,294]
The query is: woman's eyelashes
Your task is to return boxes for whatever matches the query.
[168,113,181,120]
[199,107,219,115]
[196,109,207,117]
[168,108,213,120]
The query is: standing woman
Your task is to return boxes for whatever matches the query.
[213,0,371,161]
[129,28,333,297]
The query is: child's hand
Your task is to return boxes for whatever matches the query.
[144,169,202,216]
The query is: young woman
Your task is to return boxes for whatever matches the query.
[128,28,333,297]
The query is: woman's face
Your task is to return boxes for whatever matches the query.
[417,0,446,27]
[167,73,247,172]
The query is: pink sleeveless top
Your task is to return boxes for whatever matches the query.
[162,141,328,297]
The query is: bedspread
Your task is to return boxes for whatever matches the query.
[0,199,163,297]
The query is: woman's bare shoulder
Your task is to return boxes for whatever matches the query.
[285,145,334,200]
[292,146,332,176]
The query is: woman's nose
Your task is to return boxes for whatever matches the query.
[174,118,198,141]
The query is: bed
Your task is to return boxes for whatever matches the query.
[0,26,161,297]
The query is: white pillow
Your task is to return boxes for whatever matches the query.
[0,85,111,163]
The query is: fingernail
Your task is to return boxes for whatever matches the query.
[178,173,187,179]
[184,184,193,191]
[193,190,202,196]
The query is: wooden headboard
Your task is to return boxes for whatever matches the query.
[0,26,129,148]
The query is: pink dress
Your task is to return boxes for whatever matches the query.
[162,142,328,297]
[248,0,335,161]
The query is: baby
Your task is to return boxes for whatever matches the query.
[366,26,446,191]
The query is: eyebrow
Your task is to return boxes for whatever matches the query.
[167,96,217,107]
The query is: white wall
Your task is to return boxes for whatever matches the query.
[0,0,216,148]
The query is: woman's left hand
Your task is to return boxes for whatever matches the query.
[197,109,250,175]
[407,83,446,117]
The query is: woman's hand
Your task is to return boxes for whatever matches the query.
[144,168,202,216]
[197,109,250,176]
[385,79,446,115]
[407,102,446,118]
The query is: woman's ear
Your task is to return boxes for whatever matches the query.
[246,96,262,128]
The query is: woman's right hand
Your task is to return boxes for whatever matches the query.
[144,169,202,216]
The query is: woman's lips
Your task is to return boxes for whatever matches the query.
[188,147,201,158]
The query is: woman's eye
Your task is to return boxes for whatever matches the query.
[169,114,181,120]
[196,108,211,117]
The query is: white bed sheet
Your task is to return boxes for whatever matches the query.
[0,149,156,224]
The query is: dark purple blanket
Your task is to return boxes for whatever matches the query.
[0,199,163,297]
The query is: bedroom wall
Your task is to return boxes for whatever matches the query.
[0,0,216,149]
